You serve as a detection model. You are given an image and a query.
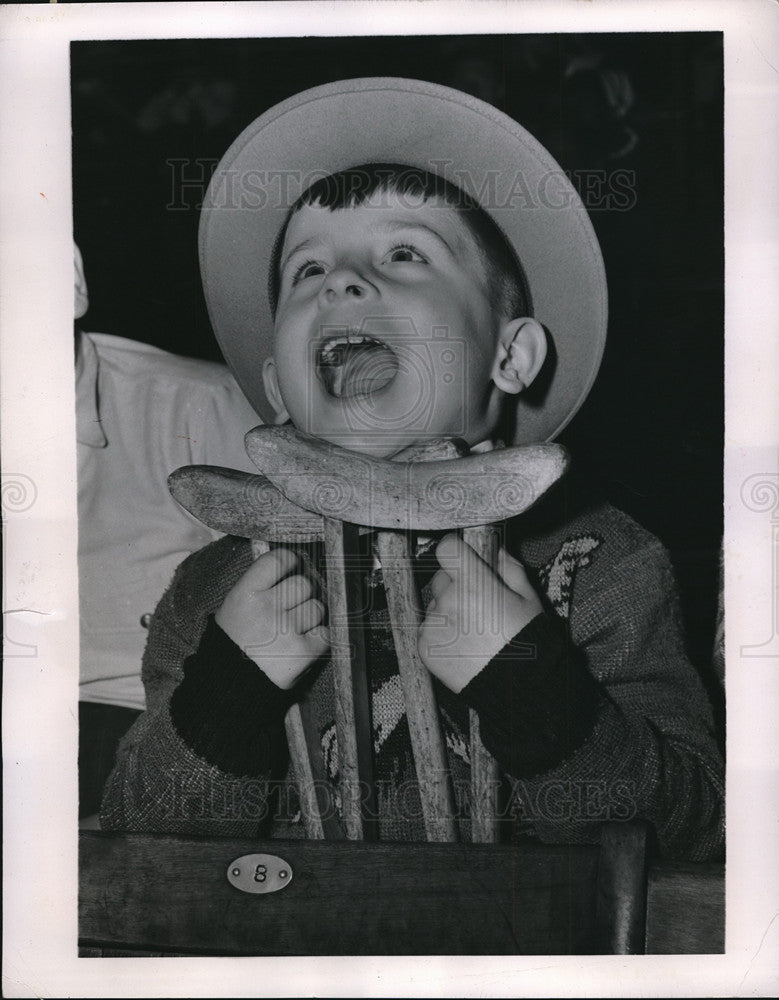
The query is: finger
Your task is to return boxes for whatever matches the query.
[275,573,313,610]
[429,567,452,601]
[435,532,489,581]
[497,548,534,597]
[290,597,326,635]
[244,547,299,591]
[305,623,330,655]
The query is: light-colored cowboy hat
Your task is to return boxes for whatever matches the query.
[199,77,607,445]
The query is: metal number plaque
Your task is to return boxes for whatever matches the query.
[227,853,293,894]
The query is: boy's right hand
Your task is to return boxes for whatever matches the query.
[215,547,329,690]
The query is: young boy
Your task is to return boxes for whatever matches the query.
[100,78,724,860]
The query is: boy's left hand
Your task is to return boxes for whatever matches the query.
[418,533,543,693]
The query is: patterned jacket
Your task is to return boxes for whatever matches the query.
[100,496,724,861]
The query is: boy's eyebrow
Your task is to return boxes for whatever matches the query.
[280,237,319,273]
[378,221,457,256]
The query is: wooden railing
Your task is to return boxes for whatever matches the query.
[76,822,720,956]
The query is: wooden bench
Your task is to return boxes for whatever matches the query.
[645,861,725,953]
[79,822,649,956]
[79,828,725,955]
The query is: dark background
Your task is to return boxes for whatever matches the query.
[71,33,724,704]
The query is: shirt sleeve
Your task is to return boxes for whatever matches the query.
[169,615,292,776]
[464,535,724,862]
[100,537,288,838]
[461,612,603,778]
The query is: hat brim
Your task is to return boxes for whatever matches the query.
[199,77,607,445]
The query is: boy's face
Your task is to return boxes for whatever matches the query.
[264,190,509,457]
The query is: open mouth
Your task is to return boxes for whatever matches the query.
[315,332,400,398]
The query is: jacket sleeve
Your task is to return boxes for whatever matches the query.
[100,537,290,837]
[462,536,725,861]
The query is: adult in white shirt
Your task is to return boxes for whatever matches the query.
[75,244,261,817]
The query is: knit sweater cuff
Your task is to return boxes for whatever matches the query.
[461,613,604,778]
[170,615,292,777]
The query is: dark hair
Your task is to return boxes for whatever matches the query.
[268,163,530,318]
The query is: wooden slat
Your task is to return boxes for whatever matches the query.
[175,433,571,852]
[245,425,569,530]
[283,704,324,839]
[376,531,457,842]
[467,709,500,843]
[251,539,335,839]
[645,862,725,953]
[284,704,325,840]
[169,465,324,541]
[80,832,608,955]
[323,517,377,839]
[595,821,648,954]
[462,525,502,843]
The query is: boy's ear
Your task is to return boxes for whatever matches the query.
[491,317,548,395]
[261,357,291,425]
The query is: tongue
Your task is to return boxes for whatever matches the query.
[317,341,399,398]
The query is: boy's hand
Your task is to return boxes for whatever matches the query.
[215,547,329,689]
[418,533,543,693]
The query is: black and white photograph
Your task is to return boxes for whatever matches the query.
[2,1,778,996]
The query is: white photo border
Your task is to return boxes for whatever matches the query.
[2,1,777,996]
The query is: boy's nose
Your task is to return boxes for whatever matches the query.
[319,266,376,305]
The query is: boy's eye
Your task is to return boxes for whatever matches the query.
[384,244,427,264]
[292,260,325,284]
